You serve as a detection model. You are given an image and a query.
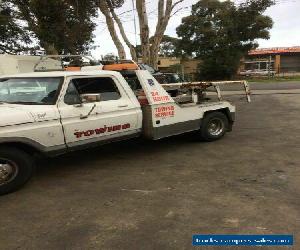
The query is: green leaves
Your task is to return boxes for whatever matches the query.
[0,0,32,54]
[177,0,274,80]
[1,0,98,55]
[159,35,181,57]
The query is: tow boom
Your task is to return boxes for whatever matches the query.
[161,80,251,103]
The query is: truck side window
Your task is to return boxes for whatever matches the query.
[64,81,81,105]
[72,77,121,101]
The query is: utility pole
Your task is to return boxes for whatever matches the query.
[132,0,138,46]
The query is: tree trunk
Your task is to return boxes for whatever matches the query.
[150,43,161,70]
[109,7,138,61]
[149,0,174,69]
[98,0,126,59]
[136,0,150,64]
[136,0,183,68]
[43,43,58,55]
[99,0,185,65]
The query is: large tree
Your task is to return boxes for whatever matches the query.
[11,0,98,55]
[177,0,274,80]
[0,0,32,54]
[99,0,185,69]
[137,0,184,69]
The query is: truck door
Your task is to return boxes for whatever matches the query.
[58,75,141,147]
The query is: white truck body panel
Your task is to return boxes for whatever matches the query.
[57,73,142,145]
[0,104,65,148]
[136,70,235,127]
[135,70,235,139]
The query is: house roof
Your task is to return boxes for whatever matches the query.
[249,46,300,55]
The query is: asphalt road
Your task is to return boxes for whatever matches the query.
[0,94,300,249]
[220,81,300,91]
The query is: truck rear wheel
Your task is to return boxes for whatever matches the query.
[199,111,228,141]
[0,147,35,195]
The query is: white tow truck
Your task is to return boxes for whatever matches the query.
[0,68,250,195]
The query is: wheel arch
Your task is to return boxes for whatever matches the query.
[203,108,234,131]
[0,141,43,157]
[204,107,233,120]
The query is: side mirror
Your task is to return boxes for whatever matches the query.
[80,93,101,103]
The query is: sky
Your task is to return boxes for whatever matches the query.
[91,0,300,59]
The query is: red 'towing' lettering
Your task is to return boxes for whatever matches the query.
[74,123,131,138]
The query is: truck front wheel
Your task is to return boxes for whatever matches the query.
[199,111,229,141]
[0,147,35,195]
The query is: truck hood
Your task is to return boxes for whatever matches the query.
[0,105,35,127]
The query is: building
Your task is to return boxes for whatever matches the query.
[157,57,201,80]
[0,55,62,75]
[181,58,201,79]
[157,57,181,72]
[0,55,41,75]
[240,46,300,76]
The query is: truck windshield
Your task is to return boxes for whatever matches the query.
[0,77,62,105]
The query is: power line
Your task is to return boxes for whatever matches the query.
[234,0,297,4]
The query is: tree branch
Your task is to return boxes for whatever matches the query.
[158,0,165,22]
[109,6,137,60]
[171,0,184,10]
[171,6,188,17]
[98,0,126,59]
[154,0,172,39]
[136,0,150,63]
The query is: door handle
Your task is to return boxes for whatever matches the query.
[118,104,128,108]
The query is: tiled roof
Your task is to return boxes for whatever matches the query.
[249,46,300,55]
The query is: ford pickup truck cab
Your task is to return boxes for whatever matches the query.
[0,70,236,195]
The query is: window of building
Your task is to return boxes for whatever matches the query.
[260,62,267,70]
[245,62,260,71]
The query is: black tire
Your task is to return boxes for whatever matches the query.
[199,111,229,141]
[0,147,35,195]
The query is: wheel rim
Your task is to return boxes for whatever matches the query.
[0,159,18,186]
[207,118,224,136]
